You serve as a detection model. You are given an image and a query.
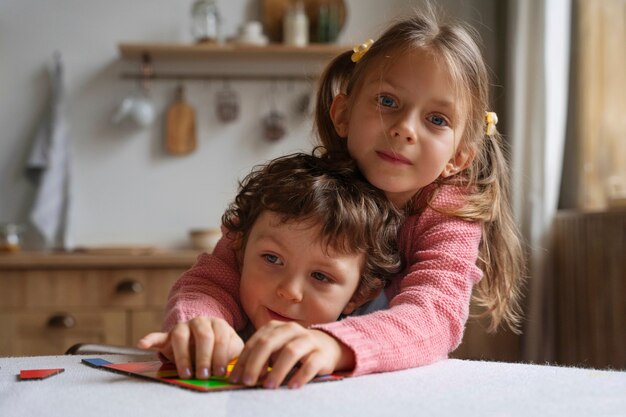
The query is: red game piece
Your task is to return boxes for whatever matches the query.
[19,368,65,380]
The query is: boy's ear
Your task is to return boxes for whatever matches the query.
[329,93,350,138]
[440,145,476,178]
[341,282,383,316]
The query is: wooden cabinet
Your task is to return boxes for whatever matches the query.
[0,251,198,357]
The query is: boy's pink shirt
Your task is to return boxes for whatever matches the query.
[163,185,482,376]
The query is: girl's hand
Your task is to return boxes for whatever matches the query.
[137,316,244,380]
[229,321,353,389]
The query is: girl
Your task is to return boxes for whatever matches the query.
[142,8,524,389]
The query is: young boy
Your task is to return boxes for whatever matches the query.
[139,152,403,388]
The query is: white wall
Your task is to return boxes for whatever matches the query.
[0,0,494,249]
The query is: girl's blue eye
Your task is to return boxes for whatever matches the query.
[311,272,331,283]
[429,115,448,127]
[263,254,282,265]
[377,95,397,108]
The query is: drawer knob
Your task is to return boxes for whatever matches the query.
[116,279,144,294]
[47,313,76,329]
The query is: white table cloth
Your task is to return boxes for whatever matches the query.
[1,354,624,417]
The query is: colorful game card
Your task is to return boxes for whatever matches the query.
[82,358,342,392]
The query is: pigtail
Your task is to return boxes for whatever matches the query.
[315,50,354,155]
[470,133,526,334]
[437,130,525,334]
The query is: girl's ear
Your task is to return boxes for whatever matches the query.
[341,283,383,316]
[440,145,476,178]
[329,93,350,138]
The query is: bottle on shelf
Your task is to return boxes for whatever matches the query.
[283,1,309,47]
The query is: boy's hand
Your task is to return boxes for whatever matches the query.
[229,321,354,389]
[137,316,244,380]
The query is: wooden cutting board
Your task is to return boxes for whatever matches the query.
[165,85,196,155]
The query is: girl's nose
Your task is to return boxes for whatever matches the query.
[276,278,303,303]
[390,112,418,143]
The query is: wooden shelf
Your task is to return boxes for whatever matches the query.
[118,42,349,61]
[117,42,349,81]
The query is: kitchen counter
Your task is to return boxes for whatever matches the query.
[0,249,201,269]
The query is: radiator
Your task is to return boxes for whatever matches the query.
[552,209,626,369]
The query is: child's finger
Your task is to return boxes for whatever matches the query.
[229,322,280,384]
[228,343,251,384]
[286,353,325,389]
[189,318,215,380]
[212,324,243,377]
[235,323,302,386]
[136,332,168,349]
[261,341,307,389]
[170,323,193,379]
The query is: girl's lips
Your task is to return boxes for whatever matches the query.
[266,308,295,322]
[376,150,412,165]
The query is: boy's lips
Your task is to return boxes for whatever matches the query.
[266,307,296,322]
[376,150,412,165]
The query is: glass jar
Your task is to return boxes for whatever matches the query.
[191,0,221,43]
[0,223,23,252]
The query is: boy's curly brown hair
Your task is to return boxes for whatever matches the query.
[223,151,404,302]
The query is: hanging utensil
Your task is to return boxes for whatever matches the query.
[215,80,240,123]
[263,81,287,141]
[165,84,197,155]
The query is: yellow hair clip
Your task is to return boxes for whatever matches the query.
[485,111,498,136]
[351,39,374,63]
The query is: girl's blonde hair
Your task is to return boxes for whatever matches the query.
[314,6,525,333]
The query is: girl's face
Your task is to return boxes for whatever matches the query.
[239,211,373,330]
[331,48,470,207]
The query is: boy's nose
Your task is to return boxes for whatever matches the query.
[276,277,304,303]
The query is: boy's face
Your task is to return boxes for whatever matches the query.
[239,210,369,330]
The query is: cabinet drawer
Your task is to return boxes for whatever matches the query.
[0,310,127,357]
[6,268,183,309]
[0,270,26,308]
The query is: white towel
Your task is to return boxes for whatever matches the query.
[26,53,73,250]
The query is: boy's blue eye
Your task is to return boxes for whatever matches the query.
[377,95,397,108]
[311,272,331,283]
[429,115,448,127]
[263,254,282,265]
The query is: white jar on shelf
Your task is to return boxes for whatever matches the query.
[283,1,309,47]
[191,0,221,43]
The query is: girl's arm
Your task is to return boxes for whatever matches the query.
[311,187,482,376]
[162,228,246,332]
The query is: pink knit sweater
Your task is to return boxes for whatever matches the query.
[163,185,482,376]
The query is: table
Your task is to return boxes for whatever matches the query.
[1,354,625,417]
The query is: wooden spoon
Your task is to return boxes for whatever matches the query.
[165,84,196,155]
